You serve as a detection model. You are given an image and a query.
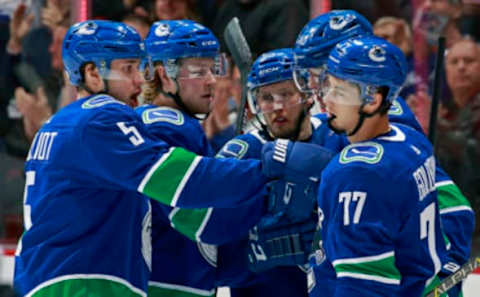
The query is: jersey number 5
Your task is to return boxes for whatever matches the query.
[117,122,145,146]
[339,191,367,226]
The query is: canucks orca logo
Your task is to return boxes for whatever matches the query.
[340,142,384,164]
[82,95,122,109]
[142,107,184,125]
[154,23,170,37]
[388,99,404,116]
[76,22,97,35]
[368,45,386,62]
[216,139,249,159]
[329,14,355,30]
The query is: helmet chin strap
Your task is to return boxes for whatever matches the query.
[79,79,109,97]
[330,102,384,137]
[165,80,208,120]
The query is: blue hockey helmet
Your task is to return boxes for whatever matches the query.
[247,48,298,115]
[145,20,219,62]
[326,36,407,104]
[293,10,372,93]
[144,20,227,80]
[62,20,144,86]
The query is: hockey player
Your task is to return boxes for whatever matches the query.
[294,11,474,297]
[13,20,332,297]
[137,20,277,296]
[309,36,448,297]
[215,48,342,297]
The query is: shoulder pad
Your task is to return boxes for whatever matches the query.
[340,142,384,164]
[141,107,184,125]
[388,99,403,116]
[216,139,249,159]
[81,95,124,109]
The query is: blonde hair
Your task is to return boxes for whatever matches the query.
[374,17,413,55]
[141,64,162,104]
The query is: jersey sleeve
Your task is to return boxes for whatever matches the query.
[215,133,264,160]
[319,165,426,297]
[436,166,475,267]
[163,190,267,244]
[78,104,269,209]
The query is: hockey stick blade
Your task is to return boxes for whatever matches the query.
[425,257,480,297]
[224,17,252,75]
[223,17,253,135]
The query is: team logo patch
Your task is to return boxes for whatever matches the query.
[141,202,152,271]
[216,139,249,159]
[81,95,122,109]
[197,242,218,267]
[340,142,384,164]
[388,99,403,116]
[142,107,184,125]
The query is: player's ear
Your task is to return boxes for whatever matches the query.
[157,65,178,94]
[83,63,105,93]
[363,92,384,113]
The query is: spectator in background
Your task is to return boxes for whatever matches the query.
[213,0,309,57]
[374,16,416,99]
[203,65,238,152]
[152,0,201,22]
[414,0,463,47]
[122,14,151,39]
[436,37,480,250]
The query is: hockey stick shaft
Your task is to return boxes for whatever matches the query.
[425,257,480,297]
[427,36,446,145]
[223,17,253,135]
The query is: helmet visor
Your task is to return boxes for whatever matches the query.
[293,66,327,95]
[250,85,305,114]
[177,54,229,80]
[323,74,363,106]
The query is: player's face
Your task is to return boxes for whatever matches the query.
[177,57,217,114]
[323,75,363,134]
[256,80,305,138]
[108,59,144,107]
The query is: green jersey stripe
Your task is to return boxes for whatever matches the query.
[195,208,213,241]
[436,182,472,210]
[336,272,401,285]
[138,148,174,193]
[169,207,211,241]
[139,148,198,206]
[26,274,145,297]
[170,156,202,206]
[148,282,215,297]
[332,251,395,265]
[333,251,401,283]
[440,205,474,215]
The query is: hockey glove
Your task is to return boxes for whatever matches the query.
[246,213,317,273]
[261,139,334,183]
[266,178,319,223]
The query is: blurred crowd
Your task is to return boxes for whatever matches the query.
[0,0,479,251]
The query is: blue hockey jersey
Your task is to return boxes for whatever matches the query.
[14,95,270,297]
[309,124,448,297]
[215,116,344,297]
[135,105,267,296]
[388,97,475,283]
